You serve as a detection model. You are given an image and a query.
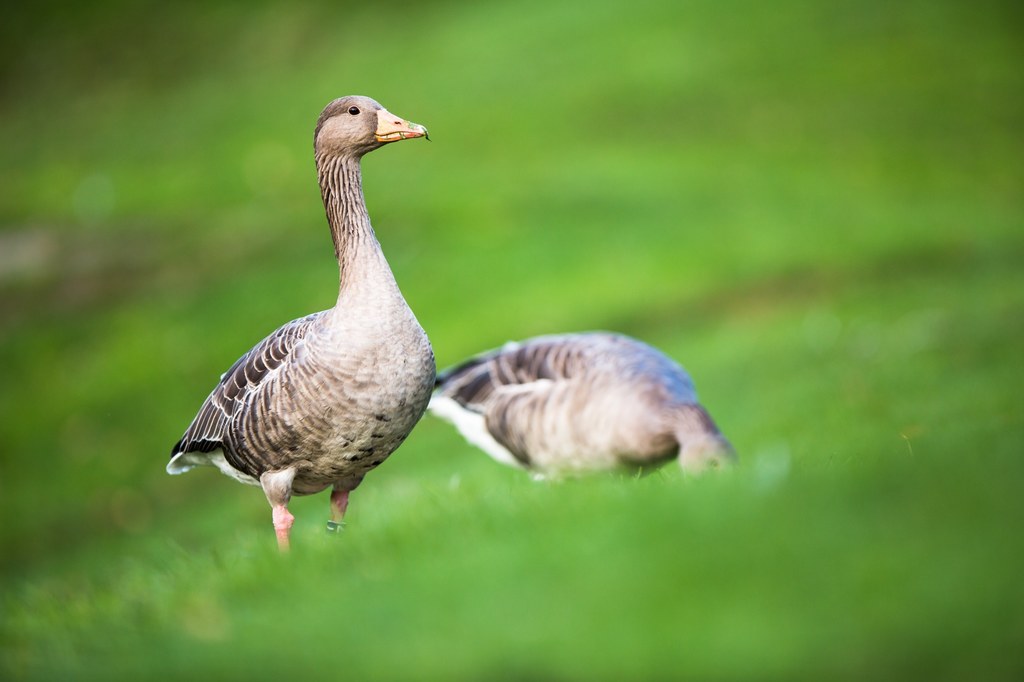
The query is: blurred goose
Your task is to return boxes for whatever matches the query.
[168,96,435,550]
[430,332,734,477]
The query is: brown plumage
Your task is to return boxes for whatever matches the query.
[430,332,734,477]
[168,96,434,549]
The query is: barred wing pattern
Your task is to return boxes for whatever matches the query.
[169,312,324,470]
[435,337,586,411]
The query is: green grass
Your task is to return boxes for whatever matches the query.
[2,0,1023,679]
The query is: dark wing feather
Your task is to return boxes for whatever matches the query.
[170,312,323,458]
[435,336,587,411]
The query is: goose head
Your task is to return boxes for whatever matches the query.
[678,433,736,474]
[314,95,428,158]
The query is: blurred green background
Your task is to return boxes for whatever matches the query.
[2,0,1022,679]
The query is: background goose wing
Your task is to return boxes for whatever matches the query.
[434,334,591,412]
[434,335,604,467]
[170,312,324,460]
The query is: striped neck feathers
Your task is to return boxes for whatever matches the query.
[315,153,390,293]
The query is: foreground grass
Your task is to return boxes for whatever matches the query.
[4,453,1021,681]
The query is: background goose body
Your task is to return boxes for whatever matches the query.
[168,96,434,548]
[430,332,733,477]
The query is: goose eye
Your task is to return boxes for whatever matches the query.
[348,106,360,116]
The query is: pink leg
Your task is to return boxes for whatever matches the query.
[261,468,296,551]
[327,489,350,532]
[272,504,295,551]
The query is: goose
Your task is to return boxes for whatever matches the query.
[429,332,734,477]
[167,96,435,550]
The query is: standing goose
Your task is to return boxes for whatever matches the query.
[430,332,734,477]
[168,96,435,550]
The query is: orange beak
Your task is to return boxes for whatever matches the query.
[375,109,429,143]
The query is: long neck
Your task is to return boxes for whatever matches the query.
[316,153,397,302]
